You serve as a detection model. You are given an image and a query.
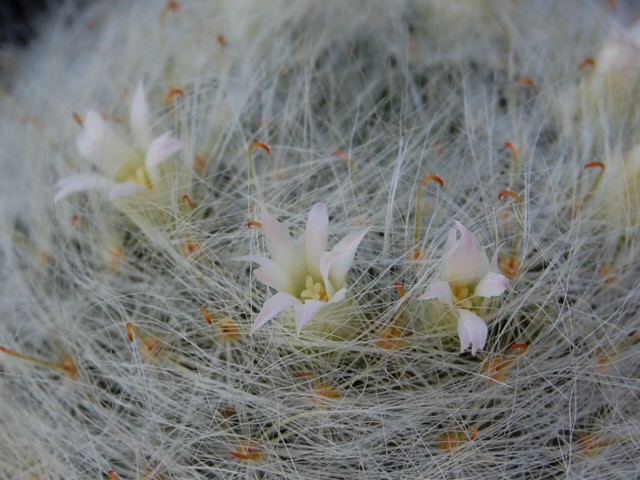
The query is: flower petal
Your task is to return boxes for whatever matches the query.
[294,300,328,335]
[130,81,152,148]
[76,111,136,178]
[456,308,488,356]
[108,182,147,200]
[420,281,454,305]
[328,287,346,304]
[144,132,183,186]
[251,292,301,333]
[474,271,509,298]
[319,227,369,296]
[232,255,293,293]
[54,173,114,203]
[261,208,298,271]
[439,221,490,285]
[304,202,329,279]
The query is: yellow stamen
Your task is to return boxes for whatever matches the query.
[451,285,473,308]
[300,275,328,302]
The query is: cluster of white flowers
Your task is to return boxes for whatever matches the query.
[1,1,639,479]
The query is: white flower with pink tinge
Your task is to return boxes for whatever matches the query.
[54,82,183,203]
[234,203,369,334]
[421,221,509,356]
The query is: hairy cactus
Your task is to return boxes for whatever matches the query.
[0,1,638,478]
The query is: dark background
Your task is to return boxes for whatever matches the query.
[0,0,63,46]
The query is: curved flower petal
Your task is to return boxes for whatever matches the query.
[130,82,151,149]
[420,281,454,305]
[474,271,509,298]
[304,202,329,279]
[456,308,488,356]
[76,111,136,178]
[328,287,346,304]
[319,227,369,296]
[294,300,328,335]
[54,173,114,203]
[251,292,301,333]
[261,208,298,271]
[232,255,293,293]
[144,132,183,186]
[108,182,147,200]
[439,221,490,285]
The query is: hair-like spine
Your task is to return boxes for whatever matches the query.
[0,1,638,478]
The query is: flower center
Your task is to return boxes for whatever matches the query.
[300,275,329,302]
[127,165,154,190]
[451,285,473,309]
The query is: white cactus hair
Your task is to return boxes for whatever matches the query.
[1,0,640,478]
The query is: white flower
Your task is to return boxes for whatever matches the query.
[573,20,640,122]
[54,82,183,203]
[601,143,640,227]
[234,203,369,334]
[421,221,509,356]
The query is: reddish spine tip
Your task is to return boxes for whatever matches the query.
[247,220,263,229]
[578,57,596,71]
[504,142,518,157]
[181,194,193,208]
[108,470,120,480]
[0,346,10,353]
[200,306,213,325]
[249,142,271,155]
[125,323,135,342]
[393,281,406,298]
[419,174,444,188]
[509,343,528,351]
[498,190,519,202]
[584,161,605,171]
[516,78,536,89]
[165,87,184,104]
[294,371,316,378]
[72,112,83,128]
[216,34,227,47]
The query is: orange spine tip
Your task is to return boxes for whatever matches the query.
[108,470,120,480]
[504,142,518,157]
[393,281,406,298]
[200,306,213,325]
[578,57,596,71]
[0,346,12,354]
[509,343,528,351]
[193,153,206,173]
[334,150,349,159]
[314,382,339,399]
[72,112,83,128]
[229,451,251,460]
[165,87,184,104]
[516,78,536,89]
[584,161,605,171]
[229,441,263,461]
[249,142,271,155]
[216,34,227,47]
[498,190,520,202]
[247,220,263,229]
[125,323,135,342]
[377,325,403,350]
[181,194,193,208]
[294,371,316,378]
[166,0,179,11]
[419,174,444,188]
